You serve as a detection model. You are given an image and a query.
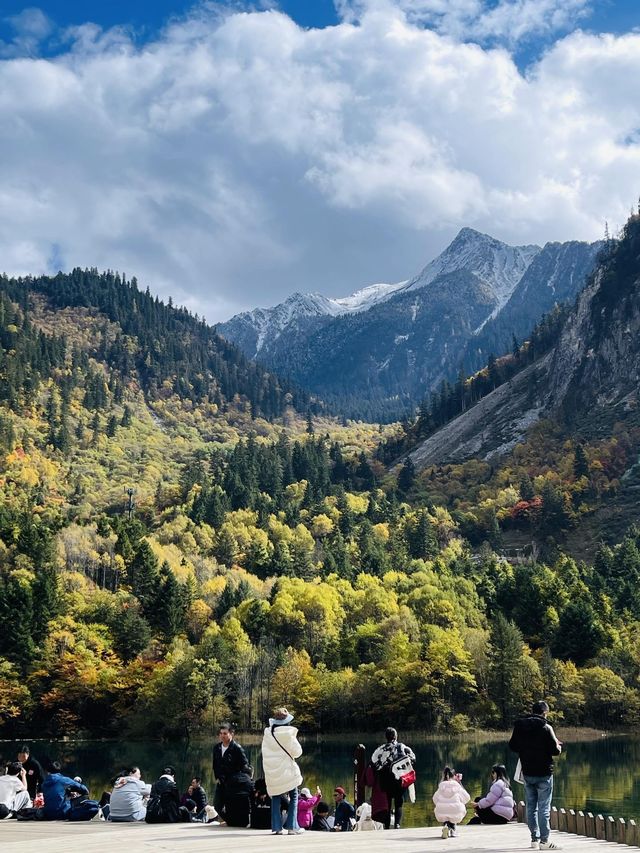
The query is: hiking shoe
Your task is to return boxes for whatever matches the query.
[539,842,561,850]
[441,825,450,838]
[288,828,305,835]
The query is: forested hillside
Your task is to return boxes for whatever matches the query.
[2,257,640,740]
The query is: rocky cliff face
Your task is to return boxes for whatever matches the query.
[465,239,601,373]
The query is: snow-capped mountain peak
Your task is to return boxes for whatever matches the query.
[218,227,543,358]
[406,227,541,309]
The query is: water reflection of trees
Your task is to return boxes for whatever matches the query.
[3,734,640,826]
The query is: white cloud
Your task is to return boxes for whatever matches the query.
[0,2,638,320]
[1,6,53,57]
[335,0,592,45]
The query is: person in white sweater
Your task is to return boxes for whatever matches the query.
[261,707,304,835]
[432,766,470,838]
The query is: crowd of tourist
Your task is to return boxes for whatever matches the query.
[0,700,563,849]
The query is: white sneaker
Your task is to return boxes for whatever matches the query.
[539,842,562,850]
[531,842,540,850]
[288,828,305,835]
[442,825,449,838]
[272,830,283,835]
[449,828,457,837]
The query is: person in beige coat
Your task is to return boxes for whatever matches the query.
[261,707,304,835]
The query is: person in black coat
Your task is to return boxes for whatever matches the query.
[182,777,209,820]
[250,777,272,829]
[17,746,43,800]
[224,767,254,827]
[212,722,249,820]
[145,767,191,823]
[509,700,562,849]
[311,801,332,831]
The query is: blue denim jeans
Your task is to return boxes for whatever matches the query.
[271,788,299,832]
[524,775,553,842]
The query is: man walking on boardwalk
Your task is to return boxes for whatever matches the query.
[509,700,562,851]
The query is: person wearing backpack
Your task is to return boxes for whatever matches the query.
[145,767,191,823]
[371,727,416,829]
[261,707,304,835]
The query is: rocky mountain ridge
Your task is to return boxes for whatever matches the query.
[408,217,640,469]
[220,228,600,421]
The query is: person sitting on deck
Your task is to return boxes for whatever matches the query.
[109,766,151,822]
[250,777,272,829]
[0,761,32,818]
[332,786,355,832]
[41,762,88,820]
[145,767,191,823]
[310,801,333,831]
[468,765,515,826]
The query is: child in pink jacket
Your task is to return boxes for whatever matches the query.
[297,786,322,830]
[432,767,470,838]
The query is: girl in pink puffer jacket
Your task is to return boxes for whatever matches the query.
[469,765,515,825]
[297,786,322,829]
[432,767,470,838]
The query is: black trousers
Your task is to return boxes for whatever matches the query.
[468,807,509,825]
[384,789,404,829]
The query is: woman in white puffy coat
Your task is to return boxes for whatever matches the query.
[261,707,304,835]
[432,766,470,838]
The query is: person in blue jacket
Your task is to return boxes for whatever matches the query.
[332,786,355,832]
[41,762,88,819]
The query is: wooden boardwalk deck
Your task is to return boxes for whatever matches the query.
[0,822,630,853]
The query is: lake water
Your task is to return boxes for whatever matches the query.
[0,732,634,827]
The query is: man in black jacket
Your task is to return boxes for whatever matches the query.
[145,767,191,823]
[17,746,43,800]
[509,701,562,851]
[212,722,249,821]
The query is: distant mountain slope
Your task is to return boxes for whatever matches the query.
[218,282,409,360]
[464,239,601,372]
[220,228,547,420]
[220,228,600,422]
[0,269,305,420]
[270,268,499,421]
[407,218,640,469]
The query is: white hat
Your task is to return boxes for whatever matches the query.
[300,788,311,798]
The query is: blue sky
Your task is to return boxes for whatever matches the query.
[0,1,340,43]
[0,1,639,320]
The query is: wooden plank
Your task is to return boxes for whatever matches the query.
[576,810,586,837]
[585,812,596,838]
[550,806,558,830]
[0,820,630,853]
[617,817,626,845]
[567,809,577,834]
[595,814,606,841]
[559,808,567,832]
[605,815,615,842]
[628,818,638,847]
